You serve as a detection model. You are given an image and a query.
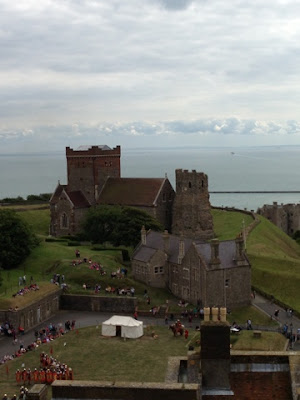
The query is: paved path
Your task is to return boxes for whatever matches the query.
[1,294,299,360]
[252,293,300,350]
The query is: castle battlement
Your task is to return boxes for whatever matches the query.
[66,145,121,158]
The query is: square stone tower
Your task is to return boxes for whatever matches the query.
[172,169,214,240]
[66,145,121,204]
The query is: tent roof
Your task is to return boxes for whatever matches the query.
[103,315,142,327]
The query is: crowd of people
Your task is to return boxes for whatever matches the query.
[0,320,75,366]
[2,386,29,400]
[12,284,39,299]
[15,352,73,385]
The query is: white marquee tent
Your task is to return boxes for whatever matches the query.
[102,315,144,339]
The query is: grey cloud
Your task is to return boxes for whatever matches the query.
[1,119,300,146]
[153,0,194,10]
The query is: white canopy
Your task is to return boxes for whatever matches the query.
[102,315,143,339]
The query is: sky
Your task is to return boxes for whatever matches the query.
[1,0,300,152]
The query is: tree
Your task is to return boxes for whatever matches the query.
[82,205,163,247]
[0,209,39,270]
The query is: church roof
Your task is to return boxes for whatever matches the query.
[49,184,90,208]
[49,184,67,204]
[98,177,166,207]
[67,191,90,208]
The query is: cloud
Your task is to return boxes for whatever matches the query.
[1,0,300,137]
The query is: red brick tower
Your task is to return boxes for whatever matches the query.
[66,145,121,204]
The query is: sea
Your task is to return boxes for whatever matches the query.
[1,145,300,211]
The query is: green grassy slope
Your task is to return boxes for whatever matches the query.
[212,208,253,240]
[247,215,300,312]
[10,207,300,314]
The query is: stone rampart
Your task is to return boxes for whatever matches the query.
[0,288,61,330]
[60,294,137,313]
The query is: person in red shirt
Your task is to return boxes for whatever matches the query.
[184,329,189,339]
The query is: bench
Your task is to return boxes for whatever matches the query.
[253,330,262,338]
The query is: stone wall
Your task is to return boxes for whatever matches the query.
[60,294,137,313]
[52,381,200,400]
[0,288,61,331]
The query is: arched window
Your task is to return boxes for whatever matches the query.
[61,213,68,229]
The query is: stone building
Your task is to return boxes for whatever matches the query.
[132,229,251,308]
[257,202,300,236]
[50,145,175,236]
[172,169,214,240]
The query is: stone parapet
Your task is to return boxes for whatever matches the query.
[52,380,201,400]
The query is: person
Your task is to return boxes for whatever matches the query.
[274,309,279,317]
[15,369,21,383]
[247,319,252,330]
[184,329,189,339]
[133,311,138,320]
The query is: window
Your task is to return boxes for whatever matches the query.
[225,278,230,288]
[154,266,164,274]
[162,193,166,202]
[188,182,192,188]
[61,213,68,229]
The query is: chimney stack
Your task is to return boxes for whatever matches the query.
[235,235,245,263]
[178,234,185,264]
[141,226,146,245]
[210,239,220,266]
[162,230,170,254]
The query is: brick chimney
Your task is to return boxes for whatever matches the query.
[141,226,146,245]
[178,234,185,264]
[201,307,232,393]
[210,239,220,266]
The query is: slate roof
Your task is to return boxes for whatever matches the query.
[133,231,249,269]
[98,178,166,207]
[133,231,194,265]
[195,241,238,269]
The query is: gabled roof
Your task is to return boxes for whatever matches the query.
[67,191,90,208]
[98,177,167,207]
[50,184,90,209]
[49,183,67,204]
[133,231,250,269]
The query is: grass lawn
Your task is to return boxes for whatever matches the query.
[0,325,196,397]
[0,324,287,397]
[230,330,287,351]
[212,209,253,240]
[227,305,278,328]
[0,283,60,310]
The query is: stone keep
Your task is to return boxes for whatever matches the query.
[172,169,214,240]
